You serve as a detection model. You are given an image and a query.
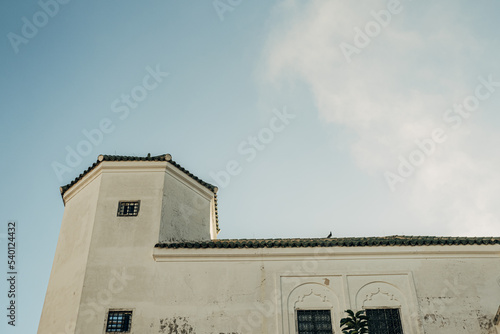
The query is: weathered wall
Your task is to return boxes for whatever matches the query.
[73,162,167,333]
[150,247,500,334]
[159,170,212,242]
[37,173,101,334]
[71,242,500,334]
[39,160,219,334]
[414,257,499,333]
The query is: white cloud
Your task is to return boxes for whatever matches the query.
[262,0,500,236]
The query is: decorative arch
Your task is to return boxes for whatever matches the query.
[356,281,405,309]
[355,281,412,333]
[286,282,341,333]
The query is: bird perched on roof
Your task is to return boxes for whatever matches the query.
[327,231,332,238]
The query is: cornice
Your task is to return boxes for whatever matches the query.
[152,244,500,262]
[165,162,215,200]
[61,161,168,204]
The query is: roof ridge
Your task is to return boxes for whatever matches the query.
[60,153,218,193]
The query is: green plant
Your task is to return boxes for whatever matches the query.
[340,309,369,334]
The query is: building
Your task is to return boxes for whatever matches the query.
[38,154,500,334]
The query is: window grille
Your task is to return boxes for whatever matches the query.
[106,310,132,332]
[366,308,403,334]
[117,201,140,216]
[297,309,333,334]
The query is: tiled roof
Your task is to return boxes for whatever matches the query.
[155,236,500,249]
[59,153,220,232]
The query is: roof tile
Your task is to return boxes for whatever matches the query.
[59,153,220,232]
[155,236,500,249]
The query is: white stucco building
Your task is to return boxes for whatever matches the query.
[38,154,500,334]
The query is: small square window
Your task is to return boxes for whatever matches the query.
[117,201,140,216]
[297,309,333,334]
[366,308,403,334]
[106,310,132,332]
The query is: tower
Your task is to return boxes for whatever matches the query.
[38,154,218,334]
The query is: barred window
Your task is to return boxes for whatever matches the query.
[297,309,333,334]
[117,201,140,216]
[106,310,132,332]
[366,308,403,334]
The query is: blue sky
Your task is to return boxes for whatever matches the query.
[1,0,500,332]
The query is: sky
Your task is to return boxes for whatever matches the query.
[1,0,500,332]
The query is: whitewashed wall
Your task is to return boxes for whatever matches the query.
[38,160,500,334]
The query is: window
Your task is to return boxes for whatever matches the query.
[117,201,140,216]
[366,308,403,334]
[106,310,132,332]
[494,305,500,326]
[297,309,333,334]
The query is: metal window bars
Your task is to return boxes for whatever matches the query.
[297,309,333,334]
[106,310,132,332]
[117,201,140,216]
[366,308,403,334]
